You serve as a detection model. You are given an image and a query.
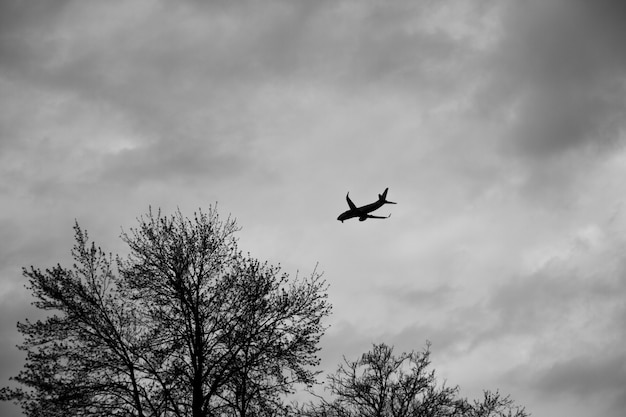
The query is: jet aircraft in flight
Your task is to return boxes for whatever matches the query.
[337,188,396,222]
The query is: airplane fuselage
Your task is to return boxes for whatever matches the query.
[337,201,385,222]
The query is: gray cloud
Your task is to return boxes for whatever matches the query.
[0,0,469,108]
[450,0,626,211]
[0,0,71,73]
[534,354,626,399]
[0,0,489,205]
[489,0,626,158]
[101,137,249,185]
[12,0,626,173]
[486,229,626,339]
[502,350,626,417]
[379,283,454,309]
[481,215,626,415]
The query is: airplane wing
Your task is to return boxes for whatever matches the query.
[346,193,357,210]
[364,213,391,220]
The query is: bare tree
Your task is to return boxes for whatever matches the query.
[0,224,156,416]
[1,207,331,417]
[300,343,528,417]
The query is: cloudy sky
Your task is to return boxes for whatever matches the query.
[2,0,626,415]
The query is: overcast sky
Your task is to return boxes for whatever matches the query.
[2,0,626,415]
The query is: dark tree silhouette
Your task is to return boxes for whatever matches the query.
[299,343,528,417]
[1,207,331,417]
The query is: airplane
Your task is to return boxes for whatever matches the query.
[337,187,396,222]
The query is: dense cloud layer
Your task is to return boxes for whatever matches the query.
[2,1,626,416]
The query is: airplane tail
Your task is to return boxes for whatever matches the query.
[378,188,396,204]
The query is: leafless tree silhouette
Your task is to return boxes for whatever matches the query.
[1,207,331,417]
[298,343,528,417]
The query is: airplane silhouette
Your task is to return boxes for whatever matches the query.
[337,188,396,222]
